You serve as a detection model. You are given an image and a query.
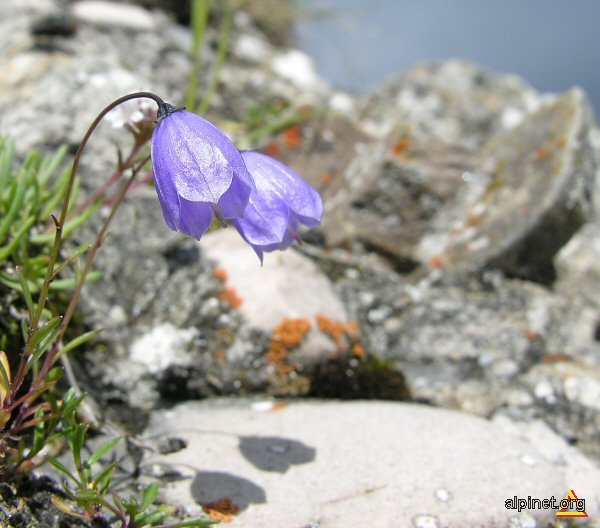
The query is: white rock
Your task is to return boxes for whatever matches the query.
[72,1,156,30]
[271,49,324,92]
[234,34,272,63]
[200,229,347,361]
[130,323,198,373]
[142,400,600,527]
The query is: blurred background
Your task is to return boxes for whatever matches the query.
[294,0,600,111]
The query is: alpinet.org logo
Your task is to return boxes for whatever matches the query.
[505,488,588,518]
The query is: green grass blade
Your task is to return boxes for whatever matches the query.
[38,145,68,187]
[0,216,36,260]
[0,138,15,191]
[197,0,232,115]
[84,437,121,469]
[48,270,102,291]
[16,266,35,321]
[186,0,211,110]
[0,166,28,245]
[58,330,99,359]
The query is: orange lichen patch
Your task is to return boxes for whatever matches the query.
[345,320,360,336]
[272,318,311,348]
[212,267,228,282]
[316,315,365,360]
[263,141,280,157]
[428,255,444,269]
[219,286,243,308]
[533,145,551,161]
[541,353,572,363]
[319,172,334,186]
[316,314,346,349]
[351,343,365,358]
[283,125,302,148]
[466,213,483,226]
[202,497,239,523]
[525,329,538,342]
[271,401,287,411]
[555,137,567,149]
[267,318,312,371]
[214,350,226,362]
[392,137,411,156]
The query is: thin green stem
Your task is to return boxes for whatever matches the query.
[36,156,151,388]
[197,0,233,115]
[186,0,211,111]
[10,92,164,398]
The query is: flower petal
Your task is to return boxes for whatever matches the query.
[240,151,322,225]
[151,142,180,231]
[153,110,252,204]
[233,191,290,246]
[217,171,253,219]
[177,198,214,240]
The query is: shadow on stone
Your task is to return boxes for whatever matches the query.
[191,471,266,511]
[238,436,316,473]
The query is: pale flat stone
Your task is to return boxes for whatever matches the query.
[200,229,348,361]
[143,400,600,527]
[72,1,156,30]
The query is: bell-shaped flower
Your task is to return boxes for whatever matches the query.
[150,103,255,240]
[233,151,322,261]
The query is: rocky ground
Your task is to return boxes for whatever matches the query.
[0,1,599,527]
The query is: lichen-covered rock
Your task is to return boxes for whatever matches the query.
[320,62,542,265]
[419,89,597,282]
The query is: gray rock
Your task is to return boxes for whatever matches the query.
[359,61,540,145]
[520,361,600,460]
[419,89,597,282]
[142,399,600,527]
[555,223,600,311]
[320,62,546,266]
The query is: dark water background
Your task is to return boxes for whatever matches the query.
[293,0,600,112]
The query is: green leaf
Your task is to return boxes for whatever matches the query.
[0,138,15,191]
[60,388,85,417]
[48,270,102,291]
[32,407,46,454]
[47,456,79,484]
[68,422,87,473]
[16,266,35,320]
[41,165,72,219]
[0,216,36,260]
[28,316,61,365]
[31,199,100,245]
[51,242,91,279]
[172,518,218,527]
[38,145,67,187]
[44,366,63,383]
[140,483,159,511]
[0,164,28,245]
[84,436,121,469]
[94,461,117,495]
[134,508,168,525]
[58,330,99,360]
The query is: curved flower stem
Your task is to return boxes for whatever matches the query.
[10,92,164,400]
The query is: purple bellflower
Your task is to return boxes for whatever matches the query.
[150,103,255,240]
[233,151,322,262]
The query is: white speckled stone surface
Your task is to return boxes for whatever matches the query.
[143,400,600,527]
